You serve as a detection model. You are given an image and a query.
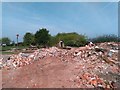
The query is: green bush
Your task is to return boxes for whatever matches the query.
[54,32,87,47]
[0,37,11,45]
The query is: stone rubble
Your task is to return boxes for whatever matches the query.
[1,42,120,88]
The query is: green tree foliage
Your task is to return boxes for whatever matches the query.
[55,32,87,47]
[90,34,119,43]
[48,35,56,46]
[35,28,50,47]
[23,32,35,45]
[0,37,11,45]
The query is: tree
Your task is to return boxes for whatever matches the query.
[0,37,11,45]
[35,28,50,47]
[23,32,35,45]
[55,32,87,47]
[48,35,56,46]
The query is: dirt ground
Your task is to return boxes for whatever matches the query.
[2,56,82,88]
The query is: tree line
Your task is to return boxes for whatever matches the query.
[0,28,119,47]
[23,28,87,47]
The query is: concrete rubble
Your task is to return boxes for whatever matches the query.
[1,42,120,88]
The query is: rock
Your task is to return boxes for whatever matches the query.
[19,53,29,57]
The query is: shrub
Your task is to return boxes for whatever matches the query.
[54,32,87,47]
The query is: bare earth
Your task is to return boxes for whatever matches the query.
[2,56,81,88]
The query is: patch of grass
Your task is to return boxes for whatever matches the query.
[0,46,29,51]
[17,46,28,49]
[2,51,15,55]
[1,45,29,55]
[1,46,13,51]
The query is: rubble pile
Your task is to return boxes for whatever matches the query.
[67,42,120,88]
[1,42,120,88]
[71,54,119,88]
[1,47,71,69]
[0,54,2,69]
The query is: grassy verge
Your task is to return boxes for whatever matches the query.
[0,46,29,55]
[2,51,15,55]
[0,46,28,51]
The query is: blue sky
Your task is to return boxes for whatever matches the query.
[2,2,118,42]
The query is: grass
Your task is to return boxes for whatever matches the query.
[0,46,13,51]
[0,46,28,51]
[0,45,29,55]
[2,51,15,55]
